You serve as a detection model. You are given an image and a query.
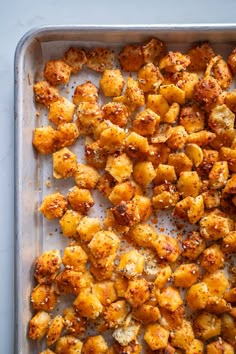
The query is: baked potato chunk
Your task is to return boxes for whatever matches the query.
[53,147,77,179]
[124,132,149,160]
[74,163,100,189]
[118,44,144,72]
[142,37,166,65]
[73,291,103,319]
[100,69,125,97]
[56,269,92,295]
[28,311,51,341]
[34,249,61,284]
[124,77,145,107]
[46,315,64,346]
[117,249,145,278]
[76,216,102,243]
[102,102,129,127]
[40,192,68,220]
[194,76,222,112]
[55,335,83,354]
[63,47,87,73]
[56,122,80,148]
[86,47,114,72]
[59,210,82,237]
[31,284,58,311]
[133,161,156,187]
[73,81,99,104]
[82,335,108,354]
[33,126,57,154]
[137,63,163,93]
[125,277,151,308]
[67,186,94,214]
[133,108,160,136]
[144,324,169,350]
[63,306,86,336]
[105,153,133,183]
[62,245,88,272]
[201,244,224,273]
[159,51,190,72]
[88,230,120,258]
[173,263,200,288]
[153,234,181,263]
[193,312,221,340]
[34,80,59,106]
[48,96,75,126]
[188,42,215,72]
[44,60,72,86]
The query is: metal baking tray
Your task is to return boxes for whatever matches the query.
[15,24,236,354]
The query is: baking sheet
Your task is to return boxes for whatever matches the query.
[15,25,236,354]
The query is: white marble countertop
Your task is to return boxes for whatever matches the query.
[1,0,236,352]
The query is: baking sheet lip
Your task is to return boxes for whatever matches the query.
[14,23,236,354]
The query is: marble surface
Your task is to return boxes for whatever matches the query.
[1,0,236,352]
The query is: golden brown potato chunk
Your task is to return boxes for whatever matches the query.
[85,140,107,169]
[28,311,51,341]
[133,161,156,187]
[86,47,114,72]
[137,63,163,93]
[206,55,232,89]
[186,282,209,310]
[129,223,157,248]
[46,315,64,346]
[44,59,71,85]
[228,47,236,74]
[168,152,193,176]
[125,277,151,308]
[92,281,117,306]
[56,269,93,295]
[182,232,206,260]
[206,339,234,354]
[88,230,120,258]
[144,324,169,350]
[77,216,102,243]
[73,81,98,104]
[100,69,125,97]
[117,249,145,278]
[132,304,161,324]
[146,94,169,118]
[73,291,103,319]
[55,335,83,354]
[200,212,233,240]
[118,44,144,72]
[133,109,160,136]
[67,186,94,214]
[222,231,236,254]
[59,210,82,237]
[177,171,202,198]
[153,234,181,263]
[99,125,126,154]
[56,122,80,148]
[173,264,200,288]
[179,104,205,134]
[194,76,222,112]
[34,80,60,106]
[102,102,129,128]
[53,147,77,179]
[33,126,57,155]
[203,270,229,298]
[159,84,185,105]
[48,96,75,126]
[188,42,215,72]
[170,320,194,350]
[82,335,108,354]
[105,153,133,183]
[34,249,62,284]
[63,47,87,73]
[63,306,86,336]
[193,312,221,340]
[76,102,103,135]
[31,283,58,311]
[201,244,224,273]
[124,77,145,107]
[142,37,166,65]
[124,132,149,160]
[62,245,88,272]
[39,193,67,220]
[74,163,100,189]
[167,126,188,150]
[109,181,135,205]
[159,51,190,72]
[209,104,235,135]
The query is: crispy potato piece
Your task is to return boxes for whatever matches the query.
[222,231,236,254]
[33,126,57,154]
[202,189,221,209]
[206,339,234,354]
[200,212,233,240]
[53,147,77,179]
[97,172,117,198]
[118,44,144,71]
[133,109,160,136]
[109,181,135,205]
[63,306,86,336]
[106,153,133,183]
[154,234,181,263]
[170,319,194,350]
[31,284,58,311]
[102,102,129,127]
[168,152,193,176]
[76,102,103,135]
[151,123,173,144]
[201,244,224,273]
[142,37,166,65]
[173,264,200,288]
[167,125,188,150]
[55,335,83,354]
[203,270,229,297]
[73,81,98,104]
[154,266,172,289]
[193,312,221,340]
[188,42,215,71]
[125,277,151,308]
[92,281,117,306]
[179,104,205,134]
[174,71,199,100]
[224,89,236,112]
[160,84,185,105]
[209,104,235,135]
[194,76,222,112]
[34,80,60,106]
[46,315,64,346]
[73,291,103,319]
[28,311,51,341]
[220,147,236,173]
[63,47,87,73]
[59,210,82,237]
[86,47,114,72]
[49,96,75,125]
[148,143,170,167]
[133,161,155,187]
[159,51,190,72]
[40,193,67,220]
[100,69,125,97]
[164,102,180,123]
[112,319,140,347]
[62,245,88,272]
[158,286,183,312]
[206,296,231,314]
[154,164,176,185]
[209,161,229,189]
[85,140,107,169]
[146,94,169,118]
[182,231,206,260]
[56,122,80,148]
[124,77,145,107]
[221,313,236,347]
[34,250,61,284]
[129,223,157,248]
[82,335,108,354]
[88,230,120,258]
[144,324,169,350]
[56,269,93,294]
[186,282,209,310]
[44,60,71,85]
[177,171,202,197]
[197,149,219,178]
[117,249,145,278]
[74,163,100,189]
[228,47,236,74]
[206,55,232,89]
[99,125,126,153]
[187,130,216,146]
[103,209,130,234]
[67,186,94,214]
[137,63,163,92]
[124,132,149,160]
[132,304,161,324]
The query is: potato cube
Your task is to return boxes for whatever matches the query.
[179,104,205,133]
[188,195,205,224]
[206,339,234,354]
[209,161,229,190]
[154,266,172,289]
[133,161,156,187]
[173,263,200,288]
[202,190,221,209]
[33,126,57,154]
[86,47,114,72]
[182,231,206,260]
[206,296,231,314]
[48,96,75,126]
[159,51,190,72]
[76,102,103,135]
[102,102,128,128]
[104,300,130,328]
[170,320,194,350]
[222,231,236,254]
[168,152,193,176]
[73,81,98,104]
[92,281,117,306]
[177,171,202,198]
[175,71,199,100]
[133,195,153,222]
[118,44,144,72]
[112,320,141,346]
[209,104,235,135]
[99,125,126,153]
[28,311,51,341]
[133,109,160,136]
[74,163,99,189]
[154,164,176,185]
[148,143,170,167]
[56,122,79,148]
[194,76,222,112]
[106,153,133,183]
[62,245,88,272]
[160,84,185,105]
[132,304,161,324]
[164,102,180,123]
[46,315,64,346]
[221,313,236,347]
[88,230,120,258]
[167,125,188,150]
[152,186,180,210]
[109,181,135,205]
[34,80,60,106]
[44,60,71,85]
[34,249,62,284]
[223,173,236,193]
[144,324,169,350]
[100,69,125,97]
[201,244,224,273]
[67,186,94,214]
[146,94,169,118]
[63,306,86,336]
[154,234,181,263]
[187,130,216,146]
[97,172,117,198]
[82,335,108,354]
[31,284,58,311]
[193,312,221,340]
[59,210,82,237]
[124,77,145,107]
[186,282,209,310]
[124,132,149,160]
[63,47,87,73]
[53,147,77,179]
[157,286,183,312]
[225,89,236,112]
[188,42,215,71]
[125,277,151,308]
[117,249,145,278]
[114,277,128,298]
[55,335,83,354]
[73,292,103,319]
[137,63,163,92]
[111,199,140,227]
[84,140,106,169]
[208,56,232,89]
[142,37,166,65]
[129,223,157,248]
[202,270,229,297]
[56,269,93,294]
[200,213,233,240]
[90,257,115,282]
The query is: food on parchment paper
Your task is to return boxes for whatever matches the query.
[30,38,236,353]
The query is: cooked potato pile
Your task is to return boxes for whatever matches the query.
[30,39,236,353]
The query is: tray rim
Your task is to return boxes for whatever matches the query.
[14,23,236,353]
